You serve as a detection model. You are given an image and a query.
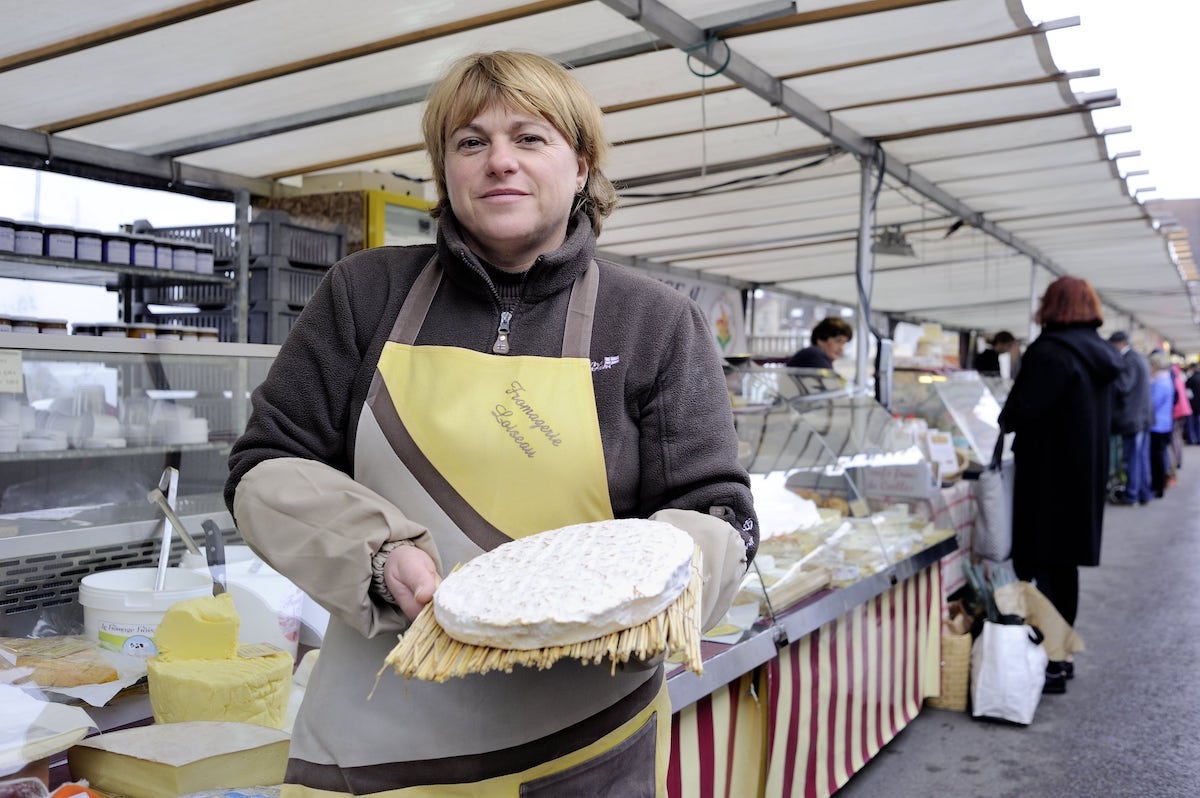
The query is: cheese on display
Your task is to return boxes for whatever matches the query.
[67,721,289,798]
[433,518,695,650]
[147,593,292,728]
[152,591,239,660]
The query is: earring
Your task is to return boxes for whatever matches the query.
[577,183,585,194]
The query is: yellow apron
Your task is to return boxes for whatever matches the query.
[285,257,668,797]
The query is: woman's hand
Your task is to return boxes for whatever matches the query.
[383,545,442,620]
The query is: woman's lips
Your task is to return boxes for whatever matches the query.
[481,188,526,198]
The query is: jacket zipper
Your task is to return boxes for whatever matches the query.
[459,248,536,355]
[492,310,512,354]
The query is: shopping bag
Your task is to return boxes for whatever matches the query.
[973,434,1013,561]
[970,619,1048,725]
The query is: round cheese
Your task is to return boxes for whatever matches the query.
[433,519,695,650]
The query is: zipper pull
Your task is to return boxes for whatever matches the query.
[492,310,512,354]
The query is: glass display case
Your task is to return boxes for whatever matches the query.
[0,333,277,637]
[719,364,956,635]
[889,368,1006,464]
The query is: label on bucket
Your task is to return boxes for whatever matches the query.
[97,620,160,657]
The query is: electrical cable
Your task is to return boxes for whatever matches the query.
[620,151,841,200]
[389,171,431,183]
[857,145,888,341]
[683,36,731,79]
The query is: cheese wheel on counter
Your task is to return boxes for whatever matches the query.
[147,593,292,729]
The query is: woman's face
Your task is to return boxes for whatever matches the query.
[444,103,587,272]
[816,335,849,361]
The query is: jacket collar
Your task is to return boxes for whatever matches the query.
[434,210,597,304]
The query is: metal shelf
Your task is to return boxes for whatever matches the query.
[0,441,229,463]
[0,252,234,288]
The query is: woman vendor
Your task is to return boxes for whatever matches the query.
[225,50,758,796]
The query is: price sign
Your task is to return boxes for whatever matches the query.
[0,350,23,394]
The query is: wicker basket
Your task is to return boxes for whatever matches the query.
[925,630,972,711]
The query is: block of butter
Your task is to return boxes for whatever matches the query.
[67,721,289,798]
[147,593,292,728]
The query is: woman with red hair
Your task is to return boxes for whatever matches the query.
[997,276,1122,693]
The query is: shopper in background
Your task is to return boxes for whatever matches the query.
[225,50,757,796]
[1107,331,1154,505]
[1148,351,1176,497]
[973,330,1017,375]
[786,316,853,369]
[997,275,1121,692]
[1168,358,1192,481]
[1186,363,1200,445]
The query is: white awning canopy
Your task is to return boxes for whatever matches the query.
[3,0,1195,348]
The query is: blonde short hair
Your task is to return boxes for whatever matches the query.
[422,50,618,235]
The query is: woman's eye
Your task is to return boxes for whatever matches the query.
[518,134,545,145]
[456,137,485,150]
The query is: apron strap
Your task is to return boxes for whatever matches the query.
[390,255,442,345]
[562,261,598,359]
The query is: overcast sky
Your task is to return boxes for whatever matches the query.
[1023,0,1200,199]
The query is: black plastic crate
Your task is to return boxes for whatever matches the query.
[248,211,345,267]
[141,258,326,310]
[248,256,328,309]
[148,211,345,267]
[248,301,303,345]
[137,222,238,261]
[141,309,236,342]
[140,278,236,309]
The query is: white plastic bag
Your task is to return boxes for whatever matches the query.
[970,620,1048,725]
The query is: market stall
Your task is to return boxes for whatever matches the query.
[664,365,956,798]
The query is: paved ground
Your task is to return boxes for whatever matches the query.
[835,446,1200,798]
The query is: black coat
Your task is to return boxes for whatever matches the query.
[786,345,833,369]
[998,324,1121,567]
[973,348,1001,373]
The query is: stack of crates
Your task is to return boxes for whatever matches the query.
[132,210,346,343]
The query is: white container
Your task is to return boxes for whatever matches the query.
[13,223,42,255]
[10,316,39,334]
[43,225,76,258]
[171,241,197,272]
[102,231,131,264]
[153,238,175,270]
[79,567,213,657]
[130,234,156,267]
[194,242,215,274]
[180,545,303,657]
[75,229,103,261]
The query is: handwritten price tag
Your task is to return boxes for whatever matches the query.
[0,350,24,394]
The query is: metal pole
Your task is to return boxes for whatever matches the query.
[854,153,873,388]
[234,189,250,344]
[745,286,756,356]
[1028,257,1039,342]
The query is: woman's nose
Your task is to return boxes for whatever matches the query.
[486,140,518,175]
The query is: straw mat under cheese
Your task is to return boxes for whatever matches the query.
[381,549,703,682]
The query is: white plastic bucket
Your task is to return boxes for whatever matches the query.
[179,546,303,657]
[79,567,212,658]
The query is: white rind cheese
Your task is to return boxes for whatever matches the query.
[433,519,695,650]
